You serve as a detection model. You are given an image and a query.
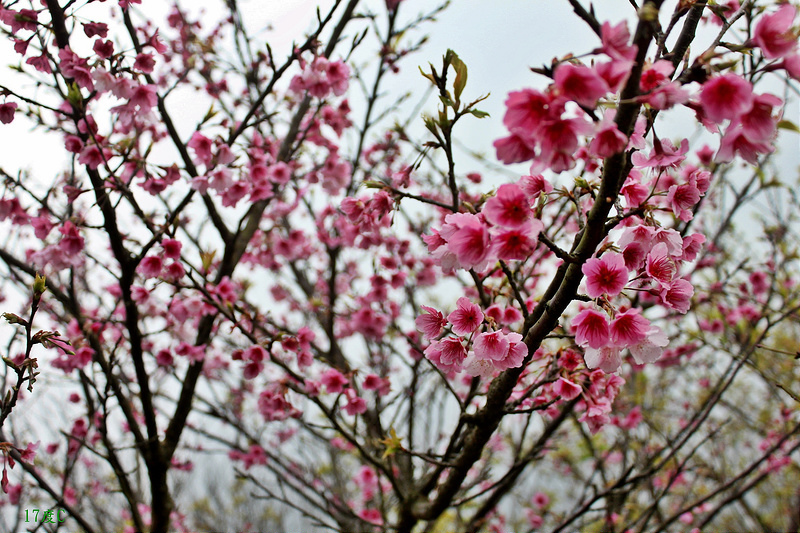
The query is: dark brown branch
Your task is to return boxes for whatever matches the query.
[567,0,602,37]
[396,4,664,531]
[162,0,363,465]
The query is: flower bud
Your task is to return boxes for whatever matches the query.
[33,272,47,297]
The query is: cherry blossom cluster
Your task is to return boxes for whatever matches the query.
[513,348,628,434]
[422,177,548,271]
[418,5,799,381]
[417,297,527,377]
[492,10,798,174]
[568,217,709,372]
[289,55,351,99]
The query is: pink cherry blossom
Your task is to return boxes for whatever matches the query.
[681,234,705,262]
[554,63,609,108]
[598,20,636,61]
[620,171,649,208]
[447,297,484,335]
[138,255,163,279]
[359,508,383,525]
[635,61,689,110]
[503,306,523,325]
[59,221,85,255]
[784,52,800,80]
[622,241,648,271]
[31,212,54,239]
[416,305,447,340]
[631,138,689,170]
[527,512,544,529]
[491,220,543,261]
[258,386,299,422]
[175,342,205,362]
[645,243,676,286]
[659,278,694,314]
[537,117,592,173]
[749,270,770,294]
[596,59,632,93]
[502,88,560,132]
[362,374,391,396]
[667,180,701,221]
[18,440,41,464]
[440,213,493,271]
[320,368,348,394]
[639,81,690,110]
[493,132,536,164]
[134,52,156,74]
[615,406,643,430]
[1,8,38,34]
[609,309,650,346]
[553,377,582,400]
[589,112,628,158]
[155,349,174,367]
[653,227,684,257]
[629,326,669,364]
[582,253,628,298]
[228,444,267,470]
[64,135,84,154]
[518,174,552,199]
[584,345,622,373]
[0,102,17,124]
[572,308,610,349]
[493,332,528,370]
[462,354,496,379]
[738,92,782,142]
[700,74,753,124]
[715,124,774,164]
[344,390,367,415]
[78,144,109,169]
[753,4,798,59]
[162,238,182,259]
[162,261,185,282]
[188,131,214,166]
[93,39,114,58]
[639,60,674,93]
[26,53,51,73]
[483,183,532,228]
[473,331,509,362]
[129,84,158,111]
[425,337,467,373]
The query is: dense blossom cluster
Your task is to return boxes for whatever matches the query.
[417,7,797,379]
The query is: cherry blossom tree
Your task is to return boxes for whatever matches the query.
[0,0,799,532]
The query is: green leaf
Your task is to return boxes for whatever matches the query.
[201,250,216,273]
[574,176,590,190]
[437,109,449,127]
[419,64,437,86]
[201,104,217,125]
[33,272,47,296]
[362,180,386,189]
[448,49,468,105]
[469,109,490,118]
[422,114,438,136]
[66,82,83,109]
[380,428,403,459]
[777,119,800,133]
